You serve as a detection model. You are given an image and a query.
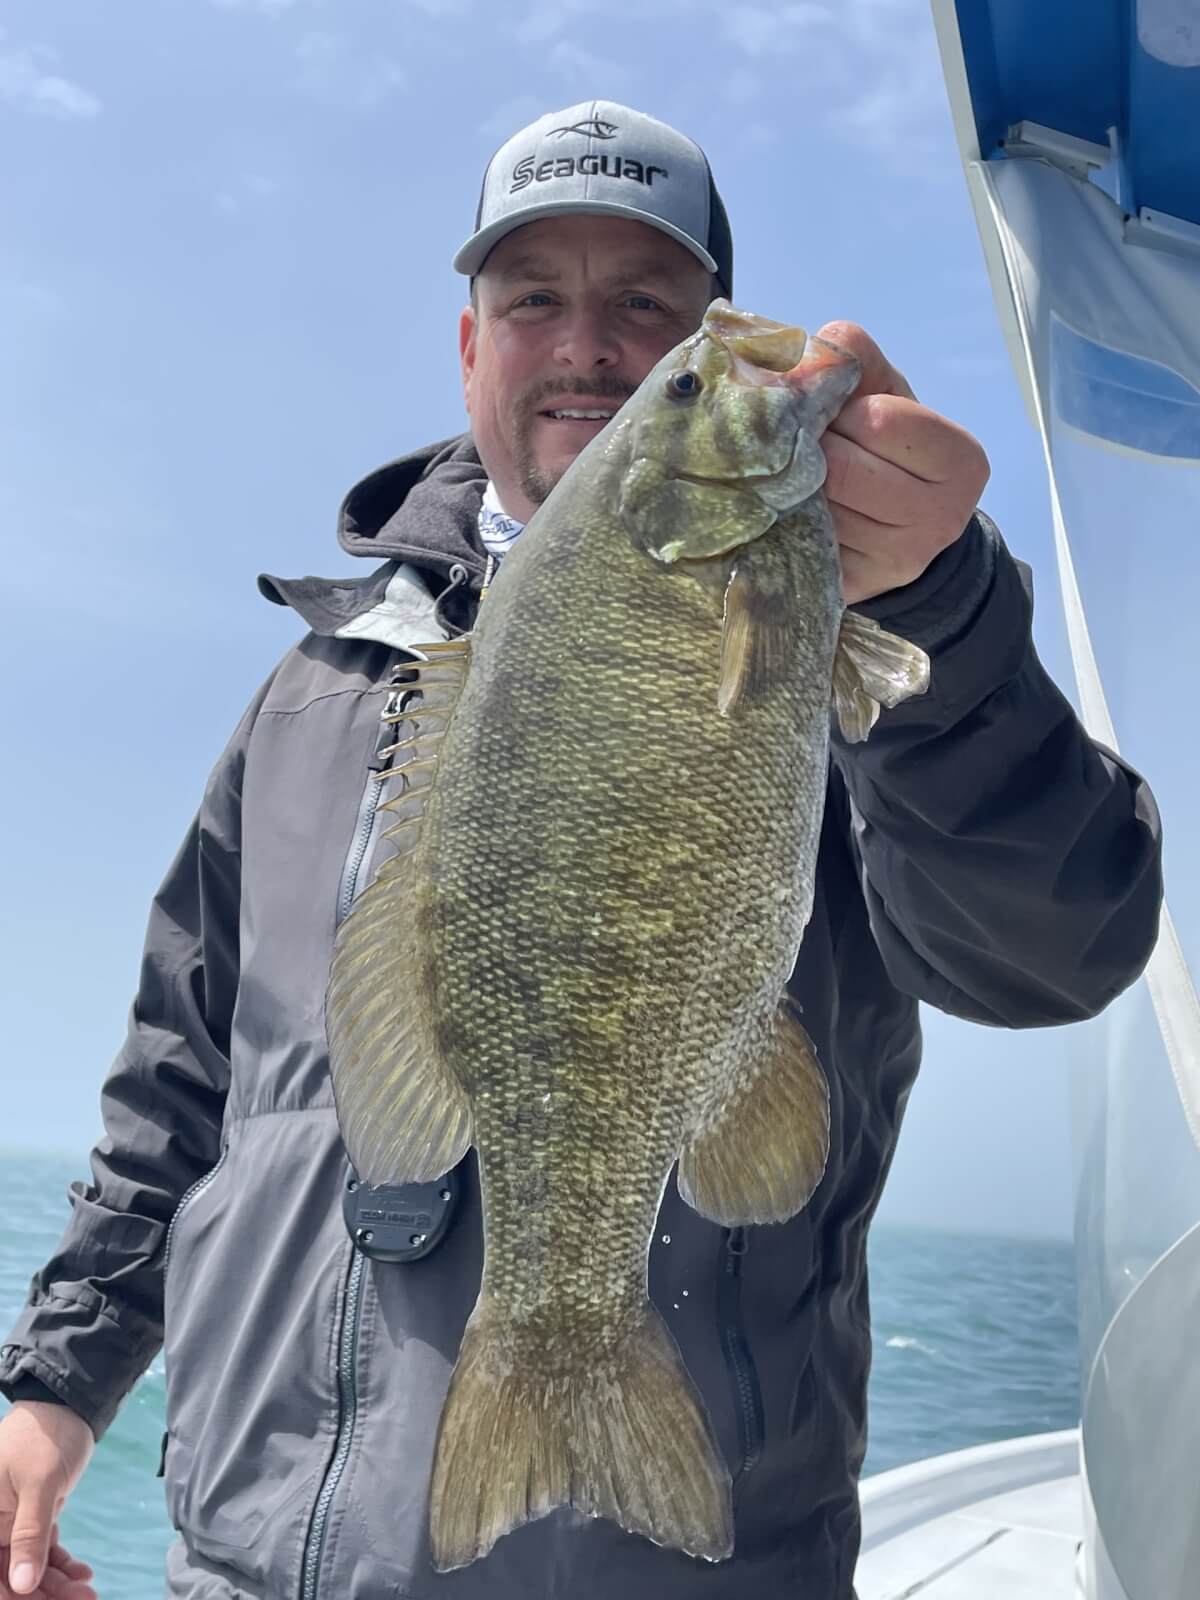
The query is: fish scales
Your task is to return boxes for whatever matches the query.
[326,299,930,1570]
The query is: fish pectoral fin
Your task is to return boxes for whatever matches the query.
[429,1295,732,1572]
[325,639,474,1185]
[717,553,794,716]
[620,456,776,564]
[678,1002,830,1226]
[832,609,930,743]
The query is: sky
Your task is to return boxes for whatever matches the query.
[0,0,1108,1241]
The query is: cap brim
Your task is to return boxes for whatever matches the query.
[453,199,719,279]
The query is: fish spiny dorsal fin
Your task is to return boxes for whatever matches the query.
[375,640,471,791]
[325,637,474,1186]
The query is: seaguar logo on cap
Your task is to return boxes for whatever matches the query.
[510,150,669,192]
[548,118,619,140]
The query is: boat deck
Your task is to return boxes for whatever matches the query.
[855,1429,1082,1599]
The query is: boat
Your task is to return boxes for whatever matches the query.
[856,4,1200,1595]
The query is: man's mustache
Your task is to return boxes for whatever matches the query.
[517,376,638,422]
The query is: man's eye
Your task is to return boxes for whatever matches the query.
[516,292,556,307]
[625,295,663,312]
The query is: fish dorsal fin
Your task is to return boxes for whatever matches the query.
[325,638,474,1186]
[832,610,930,743]
[373,638,472,834]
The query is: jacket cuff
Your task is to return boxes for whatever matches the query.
[0,1373,70,1409]
[0,1283,155,1441]
[854,510,999,654]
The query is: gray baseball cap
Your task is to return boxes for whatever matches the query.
[453,100,733,295]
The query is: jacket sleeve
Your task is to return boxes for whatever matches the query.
[0,674,276,1440]
[831,512,1163,1028]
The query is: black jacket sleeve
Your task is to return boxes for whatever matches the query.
[831,513,1163,1028]
[0,677,274,1440]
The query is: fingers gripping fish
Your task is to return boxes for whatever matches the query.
[325,300,930,1572]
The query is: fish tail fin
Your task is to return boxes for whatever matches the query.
[429,1294,733,1572]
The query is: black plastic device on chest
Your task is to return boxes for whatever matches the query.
[342,1161,462,1262]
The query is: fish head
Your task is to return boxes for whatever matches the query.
[619,299,861,564]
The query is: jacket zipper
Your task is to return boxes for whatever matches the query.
[718,1228,765,1477]
[300,664,410,1600]
[157,1147,234,1480]
[162,1146,229,1279]
[300,1248,365,1600]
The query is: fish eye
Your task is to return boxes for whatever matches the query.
[665,370,703,399]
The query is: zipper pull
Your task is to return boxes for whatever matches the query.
[370,662,419,772]
[433,562,472,638]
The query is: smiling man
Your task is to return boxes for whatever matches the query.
[0,102,1161,1600]
[461,214,712,519]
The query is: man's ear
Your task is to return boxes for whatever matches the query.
[459,305,477,409]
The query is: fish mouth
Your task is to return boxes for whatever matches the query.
[703,299,810,380]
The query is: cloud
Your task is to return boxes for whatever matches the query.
[401,0,473,14]
[0,35,100,118]
[479,94,545,140]
[547,38,635,96]
[828,59,947,163]
[214,172,281,217]
[735,121,778,152]
[723,68,760,107]
[210,0,307,13]
[720,3,836,56]
[295,30,406,108]
[717,0,949,166]
[517,0,589,45]
[0,278,65,319]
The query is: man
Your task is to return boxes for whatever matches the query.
[0,102,1162,1599]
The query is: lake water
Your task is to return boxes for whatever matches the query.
[0,1149,1080,1596]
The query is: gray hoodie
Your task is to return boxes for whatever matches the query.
[1,436,1163,1598]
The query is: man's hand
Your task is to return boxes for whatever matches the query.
[0,1403,96,1600]
[816,321,991,605]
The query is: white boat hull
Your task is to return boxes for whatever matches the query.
[856,1429,1081,1598]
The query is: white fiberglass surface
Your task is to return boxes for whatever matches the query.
[1082,1220,1200,1597]
[1043,290,1200,1600]
[1045,325,1200,1337]
[1048,375,1200,971]
[968,151,1200,1596]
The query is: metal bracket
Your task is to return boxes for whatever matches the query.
[1125,206,1200,257]
[999,121,1111,178]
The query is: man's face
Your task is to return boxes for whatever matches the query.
[460,214,714,522]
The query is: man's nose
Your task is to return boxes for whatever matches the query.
[552,310,620,369]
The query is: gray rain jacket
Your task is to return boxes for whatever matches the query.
[1,436,1163,1599]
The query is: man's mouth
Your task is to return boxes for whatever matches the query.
[539,406,618,423]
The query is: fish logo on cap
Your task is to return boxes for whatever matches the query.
[549,118,619,140]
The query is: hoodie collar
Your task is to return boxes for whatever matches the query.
[258,434,488,644]
[337,434,488,575]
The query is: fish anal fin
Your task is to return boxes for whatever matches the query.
[325,638,473,1185]
[678,1002,830,1226]
[429,1295,732,1571]
[832,609,929,743]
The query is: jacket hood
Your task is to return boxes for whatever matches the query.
[258,434,488,639]
[337,434,488,576]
